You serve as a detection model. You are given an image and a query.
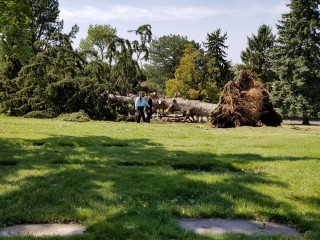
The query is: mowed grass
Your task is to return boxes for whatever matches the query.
[0,115,319,240]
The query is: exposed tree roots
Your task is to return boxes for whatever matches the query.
[211,71,282,128]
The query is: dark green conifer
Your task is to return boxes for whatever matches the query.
[271,0,320,124]
[241,24,276,84]
[203,29,233,87]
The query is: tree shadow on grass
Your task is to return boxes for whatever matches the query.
[0,136,318,239]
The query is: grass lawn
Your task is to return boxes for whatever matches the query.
[0,115,319,240]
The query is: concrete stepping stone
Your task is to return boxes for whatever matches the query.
[179,218,302,237]
[0,224,86,237]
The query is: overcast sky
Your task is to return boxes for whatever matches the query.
[59,0,290,64]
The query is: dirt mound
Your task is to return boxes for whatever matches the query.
[211,71,282,128]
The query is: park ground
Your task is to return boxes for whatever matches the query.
[0,115,319,240]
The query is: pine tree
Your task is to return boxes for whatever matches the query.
[271,0,320,124]
[203,29,232,88]
[241,24,276,84]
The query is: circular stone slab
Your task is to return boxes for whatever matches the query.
[179,218,302,237]
[0,224,86,237]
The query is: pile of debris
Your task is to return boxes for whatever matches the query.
[211,71,282,128]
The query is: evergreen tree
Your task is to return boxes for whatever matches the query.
[112,38,140,94]
[203,29,232,88]
[241,24,276,84]
[271,0,320,124]
[0,26,117,120]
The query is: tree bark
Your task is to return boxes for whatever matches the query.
[302,117,310,125]
[108,94,218,121]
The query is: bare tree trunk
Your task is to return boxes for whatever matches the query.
[108,94,218,121]
[302,117,310,125]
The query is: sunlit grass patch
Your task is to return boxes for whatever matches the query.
[0,115,319,239]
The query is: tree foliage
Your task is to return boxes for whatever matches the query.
[0,0,152,119]
[203,29,233,87]
[241,24,276,84]
[128,24,152,62]
[30,0,63,54]
[166,44,220,102]
[166,44,201,99]
[145,34,194,94]
[79,24,152,94]
[0,0,32,66]
[166,29,232,102]
[0,0,63,79]
[271,0,320,122]
[0,28,117,120]
[79,24,117,63]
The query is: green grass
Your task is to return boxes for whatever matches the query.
[0,115,319,240]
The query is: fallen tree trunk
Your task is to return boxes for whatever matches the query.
[108,94,218,122]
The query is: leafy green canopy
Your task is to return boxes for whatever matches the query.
[165,29,233,103]
[166,44,220,102]
[271,0,320,121]
[0,0,152,119]
[0,22,152,119]
[79,24,152,94]
[0,0,63,79]
[144,35,195,94]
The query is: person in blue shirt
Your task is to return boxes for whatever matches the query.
[135,92,150,123]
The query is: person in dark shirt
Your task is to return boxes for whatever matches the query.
[146,93,155,123]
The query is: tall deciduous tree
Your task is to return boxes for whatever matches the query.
[241,24,276,84]
[0,0,32,78]
[30,0,63,54]
[166,44,202,99]
[203,29,232,87]
[0,0,63,78]
[271,0,320,124]
[166,44,220,102]
[79,24,117,63]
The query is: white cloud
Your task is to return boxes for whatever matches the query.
[215,3,289,19]
[60,3,289,24]
[60,5,217,23]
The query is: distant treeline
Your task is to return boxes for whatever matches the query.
[0,0,319,123]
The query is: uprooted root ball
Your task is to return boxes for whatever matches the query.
[211,71,282,128]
